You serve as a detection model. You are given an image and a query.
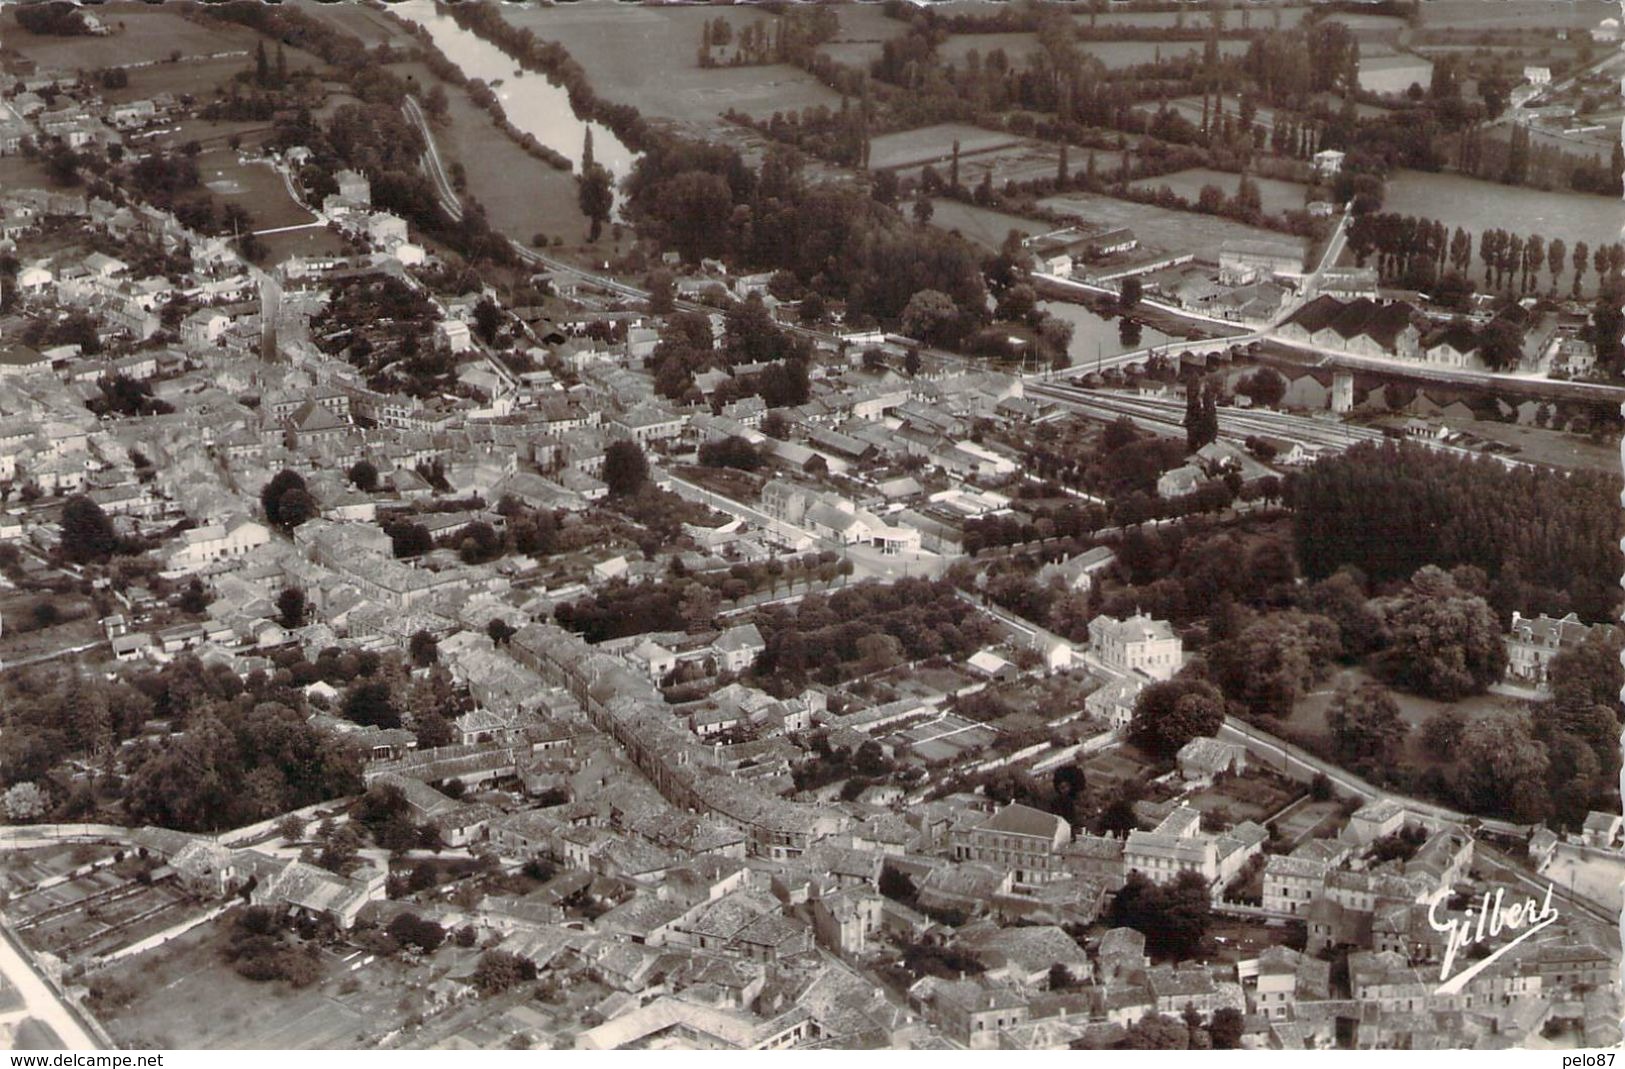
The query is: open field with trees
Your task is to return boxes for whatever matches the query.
[1383,170,1625,275]
[1,3,258,67]
[867,123,1025,171]
[491,3,843,127]
[1128,167,1310,217]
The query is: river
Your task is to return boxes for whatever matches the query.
[391,0,639,180]
[1040,300,1177,369]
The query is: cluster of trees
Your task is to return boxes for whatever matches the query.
[261,470,317,532]
[1110,1008,1245,1051]
[1126,678,1225,757]
[1369,566,1506,700]
[90,374,174,419]
[625,140,987,335]
[223,907,322,987]
[15,1,95,35]
[1290,442,1622,624]
[697,7,839,69]
[753,578,1001,691]
[59,495,136,566]
[698,435,766,472]
[123,690,364,831]
[1108,870,1212,960]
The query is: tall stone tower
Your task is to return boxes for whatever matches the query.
[1331,371,1354,414]
[258,267,281,362]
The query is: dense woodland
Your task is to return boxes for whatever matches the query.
[1291,441,1623,624]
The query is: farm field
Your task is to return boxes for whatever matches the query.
[819,40,886,68]
[1080,38,1251,69]
[1487,121,1616,163]
[288,0,401,48]
[1383,169,1624,269]
[96,56,274,107]
[0,3,256,68]
[1074,7,1310,29]
[1129,167,1311,217]
[1419,0,1608,30]
[936,33,1249,70]
[867,123,1024,171]
[895,141,1126,191]
[491,3,843,127]
[925,198,1051,250]
[1038,191,1309,259]
[257,226,350,264]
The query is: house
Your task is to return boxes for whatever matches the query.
[1316,266,1377,301]
[365,212,408,248]
[627,638,677,682]
[336,169,372,206]
[966,649,1018,682]
[0,342,50,378]
[1088,612,1182,681]
[612,405,685,444]
[1262,854,1329,915]
[1523,66,1551,86]
[256,858,383,931]
[435,319,473,352]
[1124,807,1219,885]
[169,518,272,572]
[1581,811,1622,849]
[1156,464,1206,499]
[1312,149,1346,180]
[1341,800,1407,846]
[1218,240,1302,286]
[951,803,1071,886]
[1036,546,1116,594]
[1085,676,1142,733]
[112,632,152,662]
[713,624,765,673]
[181,308,231,347]
[1504,611,1619,690]
[908,975,1029,1049]
[1176,737,1246,782]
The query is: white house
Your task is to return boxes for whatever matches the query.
[1088,612,1183,681]
[1312,149,1346,180]
[170,518,271,572]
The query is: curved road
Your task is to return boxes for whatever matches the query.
[0,922,101,1049]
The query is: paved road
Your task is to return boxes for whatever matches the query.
[0,922,101,1049]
